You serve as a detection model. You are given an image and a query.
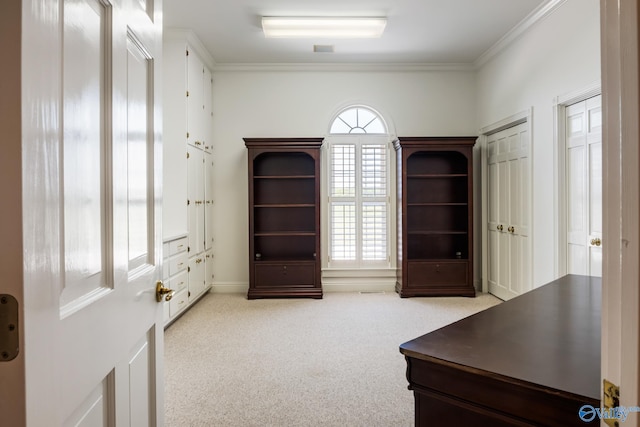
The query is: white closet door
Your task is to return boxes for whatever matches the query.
[188,146,205,255]
[187,48,204,148]
[205,151,215,250]
[487,122,530,300]
[566,95,602,276]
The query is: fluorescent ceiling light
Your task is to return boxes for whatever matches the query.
[262,17,387,39]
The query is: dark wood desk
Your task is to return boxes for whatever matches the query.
[399,275,601,426]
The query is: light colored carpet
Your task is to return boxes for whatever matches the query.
[164,291,501,427]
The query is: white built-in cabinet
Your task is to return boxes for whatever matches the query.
[163,30,215,326]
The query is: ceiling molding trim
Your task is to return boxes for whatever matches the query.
[164,28,217,70]
[211,62,475,73]
[474,0,567,68]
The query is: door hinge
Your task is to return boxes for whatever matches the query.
[186,91,189,97]
[0,295,19,362]
[186,49,189,56]
[187,152,190,159]
[187,132,190,139]
[602,379,620,427]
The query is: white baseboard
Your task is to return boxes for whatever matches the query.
[210,282,248,294]
[210,281,397,294]
[322,282,396,293]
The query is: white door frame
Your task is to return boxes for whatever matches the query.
[552,81,601,278]
[0,2,25,425]
[479,109,533,295]
[601,0,640,419]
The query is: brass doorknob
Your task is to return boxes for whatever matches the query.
[590,237,602,247]
[508,226,515,233]
[497,225,503,231]
[156,281,174,302]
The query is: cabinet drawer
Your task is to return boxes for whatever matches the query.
[255,263,316,287]
[407,261,468,287]
[169,252,188,275]
[169,289,188,317]
[169,237,188,255]
[171,270,188,293]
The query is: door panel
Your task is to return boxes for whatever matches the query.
[60,0,110,314]
[127,36,152,272]
[64,379,111,427]
[128,332,154,427]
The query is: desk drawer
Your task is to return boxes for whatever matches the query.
[255,263,316,287]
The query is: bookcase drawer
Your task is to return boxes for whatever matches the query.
[407,261,468,287]
[255,263,316,287]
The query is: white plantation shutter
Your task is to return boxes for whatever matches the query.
[330,144,356,261]
[331,202,356,260]
[362,202,387,260]
[361,144,386,197]
[328,138,389,267]
[331,144,355,197]
[361,145,387,261]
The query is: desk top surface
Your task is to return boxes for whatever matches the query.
[399,274,601,400]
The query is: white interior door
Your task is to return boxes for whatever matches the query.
[7,0,165,425]
[566,95,602,277]
[487,122,531,300]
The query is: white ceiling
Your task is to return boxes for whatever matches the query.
[163,0,549,65]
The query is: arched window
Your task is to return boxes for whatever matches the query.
[326,106,390,268]
[330,106,387,134]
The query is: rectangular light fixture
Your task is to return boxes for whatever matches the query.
[262,17,387,39]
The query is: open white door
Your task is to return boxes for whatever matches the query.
[566,95,602,277]
[0,0,164,425]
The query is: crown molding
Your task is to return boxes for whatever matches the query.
[211,62,475,73]
[474,0,567,68]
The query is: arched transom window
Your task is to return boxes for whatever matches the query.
[326,106,390,268]
[330,106,387,134]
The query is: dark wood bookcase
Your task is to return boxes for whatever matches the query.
[244,138,323,299]
[394,137,476,297]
